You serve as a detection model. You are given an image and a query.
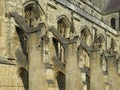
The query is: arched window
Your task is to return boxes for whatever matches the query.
[111,18,116,29]
[57,15,70,38]
[24,1,44,27]
[56,72,65,90]
[19,68,28,90]
[57,19,67,37]
[81,29,88,42]
[80,27,92,45]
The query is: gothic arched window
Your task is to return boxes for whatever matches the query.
[81,29,88,42]
[56,72,65,90]
[24,1,43,27]
[111,18,116,29]
[57,16,71,38]
[80,27,92,46]
[57,19,67,37]
[19,68,28,90]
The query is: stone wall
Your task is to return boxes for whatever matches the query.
[0,63,25,90]
[0,0,120,90]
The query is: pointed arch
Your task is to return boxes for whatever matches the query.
[18,68,28,90]
[23,0,45,15]
[23,0,45,27]
[80,26,92,45]
[111,17,116,29]
[57,15,71,27]
[80,26,92,36]
[56,71,65,90]
[57,15,71,38]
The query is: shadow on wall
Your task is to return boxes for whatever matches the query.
[16,26,27,55]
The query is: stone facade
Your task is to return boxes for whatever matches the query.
[0,0,120,90]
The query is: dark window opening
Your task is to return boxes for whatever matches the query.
[86,74,90,90]
[53,38,59,57]
[57,72,65,90]
[16,27,27,55]
[19,68,28,90]
[111,18,116,29]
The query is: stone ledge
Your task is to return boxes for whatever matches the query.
[0,57,15,65]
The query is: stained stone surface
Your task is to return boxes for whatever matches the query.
[0,0,120,90]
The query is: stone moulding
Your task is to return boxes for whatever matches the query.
[0,57,15,65]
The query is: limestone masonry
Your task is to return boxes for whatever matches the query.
[0,0,120,90]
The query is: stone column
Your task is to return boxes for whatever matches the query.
[65,43,83,90]
[90,52,106,90]
[28,33,48,90]
[107,57,120,90]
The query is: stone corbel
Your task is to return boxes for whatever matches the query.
[48,25,79,46]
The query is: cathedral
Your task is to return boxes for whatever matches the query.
[0,0,120,90]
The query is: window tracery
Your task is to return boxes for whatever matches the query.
[57,16,71,38]
[80,28,91,45]
[24,2,41,27]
